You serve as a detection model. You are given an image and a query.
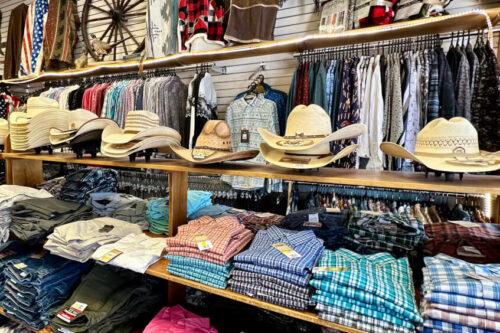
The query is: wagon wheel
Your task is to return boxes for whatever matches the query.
[82,0,146,62]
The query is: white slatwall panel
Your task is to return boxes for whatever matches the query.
[0,0,497,116]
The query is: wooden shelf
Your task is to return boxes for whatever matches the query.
[2,152,500,195]
[0,306,51,333]
[1,8,498,86]
[146,259,366,333]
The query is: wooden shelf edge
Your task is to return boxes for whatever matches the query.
[1,8,498,86]
[146,259,366,333]
[0,306,51,333]
[2,152,499,195]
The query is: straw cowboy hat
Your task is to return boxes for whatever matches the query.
[0,119,8,145]
[171,120,259,164]
[101,110,181,145]
[380,117,500,173]
[258,104,366,169]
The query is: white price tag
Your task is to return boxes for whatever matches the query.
[308,214,319,223]
[193,233,213,251]
[14,263,27,270]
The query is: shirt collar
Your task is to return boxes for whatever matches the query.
[335,248,397,266]
[264,226,315,247]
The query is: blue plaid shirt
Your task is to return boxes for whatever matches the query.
[234,226,324,280]
[424,254,500,300]
[423,319,496,333]
[318,311,414,333]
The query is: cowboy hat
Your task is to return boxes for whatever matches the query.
[258,104,366,169]
[0,119,8,145]
[258,104,366,151]
[171,120,259,164]
[380,117,500,173]
[50,116,118,145]
[101,136,180,157]
[49,109,98,144]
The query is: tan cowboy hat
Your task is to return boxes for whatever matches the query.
[101,136,180,157]
[49,109,98,144]
[0,119,8,145]
[259,104,366,151]
[380,117,500,173]
[171,120,259,164]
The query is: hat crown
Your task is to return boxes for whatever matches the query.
[415,117,480,155]
[124,111,159,132]
[194,120,232,150]
[284,105,332,138]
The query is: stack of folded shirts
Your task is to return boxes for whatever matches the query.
[235,210,284,234]
[111,200,149,230]
[280,208,352,250]
[1,252,89,330]
[36,177,66,199]
[143,305,218,333]
[347,211,427,257]
[424,222,500,263]
[60,168,118,203]
[188,204,244,220]
[9,198,94,244]
[44,217,142,262]
[9,97,69,150]
[0,119,8,145]
[0,185,52,247]
[421,254,500,333]
[186,190,213,217]
[166,216,253,289]
[50,265,162,333]
[310,249,422,333]
[101,110,181,158]
[146,197,169,234]
[91,233,165,273]
[230,226,324,309]
[87,192,143,216]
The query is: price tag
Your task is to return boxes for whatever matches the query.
[308,214,319,222]
[241,129,249,143]
[57,302,88,323]
[98,249,123,263]
[193,233,213,251]
[272,243,301,259]
[312,267,348,273]
[14,263,27,270]
[256,212,274,218]
[304,221,322,227]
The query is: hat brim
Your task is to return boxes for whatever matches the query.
[258,124,366,151]
[50,118,119,145]
[260,143,358,169]
[380,142,500,173]
[101,136,179,157]
[171,144,259,164]
[102,126,181,144]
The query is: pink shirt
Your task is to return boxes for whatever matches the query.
[143,305,218,333]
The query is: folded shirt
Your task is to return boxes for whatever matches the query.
[111,200,148,230]
[166,255,232,277]
[143,305,218,333]
[188,204,242,220]
[166,216,253,265]
[166,264,228,289]
[44,217,142,262]
[236,211,284,234]
[91,233,165,273]
[187,190,212,217]
[87,192,143,216]
[146,198,169,235]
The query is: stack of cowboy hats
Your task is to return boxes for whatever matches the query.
[381,117,500,173]
[0,119,9,145]
[258,104,367,169]
[49,109,118,147]
[171,120,259,164]
[101,111,181,158]
[9,97,70,151]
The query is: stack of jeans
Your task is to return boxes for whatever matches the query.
[50,265,162,333]
[1,253,89,330]
[166,216,253,289]
[421,254,500,333]
[0,321,32,333]
[310,248,422,333]
[146,198,169,234]
[347,211,426,257]
[61,168,118,203]
[230,226,324,310]
[0,242,29,302]
[9,198,94,244]
[0,185,52,247]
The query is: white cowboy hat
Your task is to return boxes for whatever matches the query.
[380,117,500,173]
[101,136,180,157]
[171,120,259,164]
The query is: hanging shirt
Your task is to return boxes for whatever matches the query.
[146,0,179,58]
[366,55,384,171]
[4,3,28,79]
[222,94,278,190]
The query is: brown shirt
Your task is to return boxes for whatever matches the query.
[3,4,28,79]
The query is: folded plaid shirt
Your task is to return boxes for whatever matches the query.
[167,263,228,289]
[423,319,496,333]
[166,254,232,276]
[313,291,414,328]
[423,301,500,331]
[428,302,500,321]
[229,283,311,310]
[166,216,253,265]
[318,311,414,333]
[312,249,421,322]
[233,262,311,287]
[235,211,284,234]
[230,269,311,299]
[234,226,324,277]
[316,304,415,333]
[424,290,500,311]
[424,254,500,300]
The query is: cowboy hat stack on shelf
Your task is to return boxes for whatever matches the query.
[9,97,70,151]
[258,104,366,169]
[100,111,181,158]
[171,120,259,164]
[381,117,500,173]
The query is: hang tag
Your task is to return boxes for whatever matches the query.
[98,249,123,263]
[272,243,301,259]
[14,263,27,270]
[57,302,88,323]
[193,233,213,251]
[304,221,322,227]
[241,129,249,143]
[0,251,16,260]
[308,214,319,222]
[312,267,348,273]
